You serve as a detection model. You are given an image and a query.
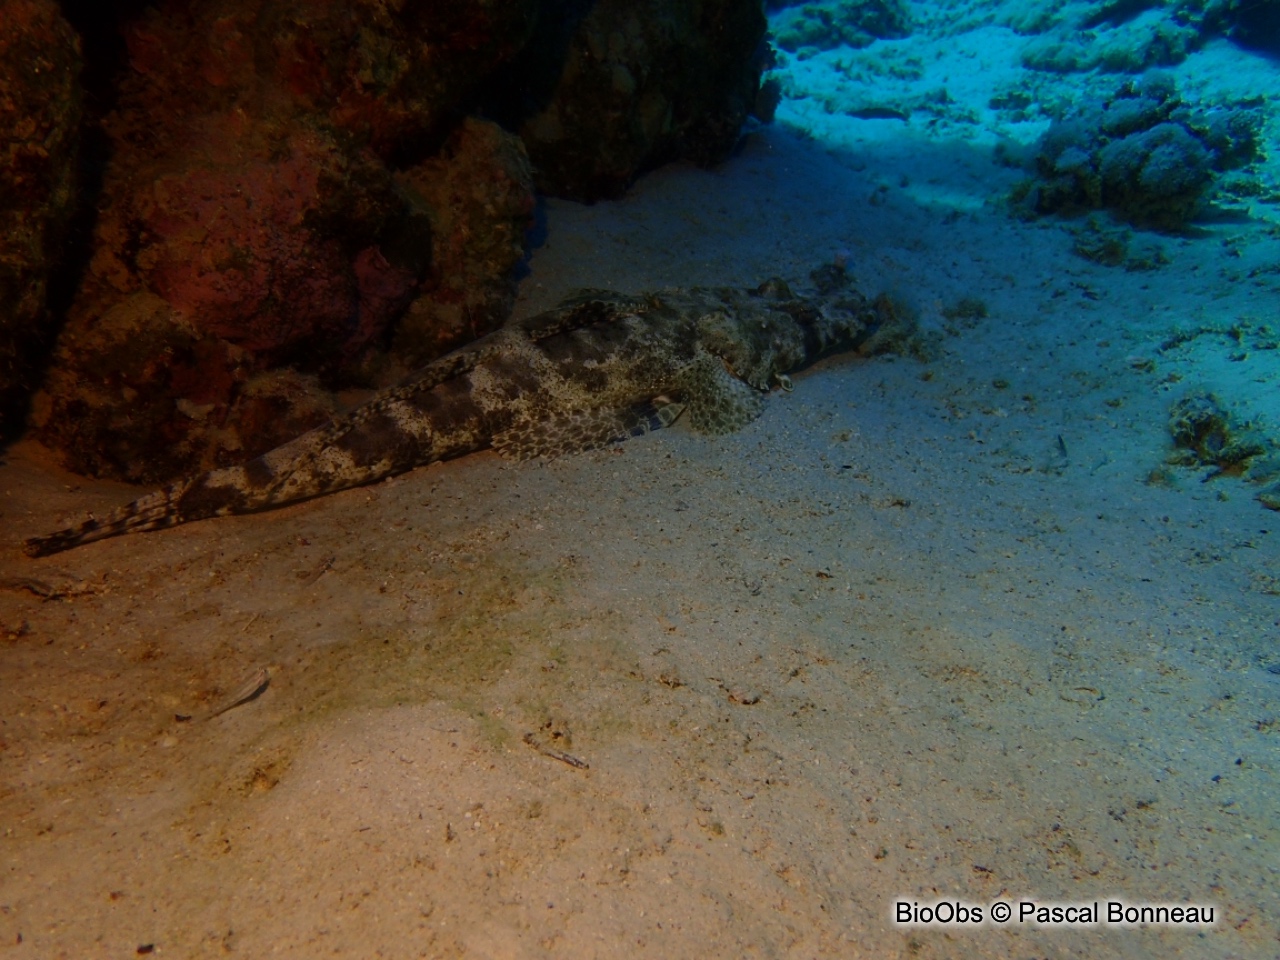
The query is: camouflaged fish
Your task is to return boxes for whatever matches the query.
[23,276,883,557]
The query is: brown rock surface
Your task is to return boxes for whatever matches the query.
[0,0,81,443]
[393,118,535,370]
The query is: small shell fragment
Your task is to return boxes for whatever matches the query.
[726,687,761,705]
[522,732,589,769]
[205,666,270,720]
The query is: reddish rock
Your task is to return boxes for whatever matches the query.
[393,119,535,370]
[34,104,430,480]
[351,246,421,364]
[0,0,81,443]
[116,0,538,160]
[135,119,359,355]
[30,291,244,482]
[122,116,421,361]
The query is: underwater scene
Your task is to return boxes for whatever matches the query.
[1,0,1278,956]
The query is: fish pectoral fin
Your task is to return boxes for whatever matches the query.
[653,397,687,428]
[679,350,766,435]
[492,400,679,461]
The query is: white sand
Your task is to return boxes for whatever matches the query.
[2,2,1278,956]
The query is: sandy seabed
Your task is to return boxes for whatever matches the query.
[3,14,1280,959]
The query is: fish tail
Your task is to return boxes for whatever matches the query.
[22,479,198,558]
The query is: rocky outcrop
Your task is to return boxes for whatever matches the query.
[34,0,534,482]
[25,0,770,483]
[0,0,81,445]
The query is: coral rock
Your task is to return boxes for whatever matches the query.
[393,118,536,369]
[31,291,243,483]
[1017,74,1263,230]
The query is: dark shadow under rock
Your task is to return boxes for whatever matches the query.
[514,0,768,201]
[0,0,82,446]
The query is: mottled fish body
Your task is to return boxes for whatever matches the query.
[24,279,878,557]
